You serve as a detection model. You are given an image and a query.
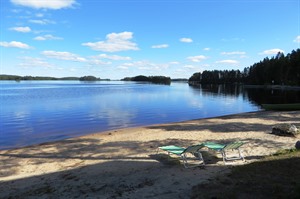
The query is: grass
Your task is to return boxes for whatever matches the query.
[191,149,300,199]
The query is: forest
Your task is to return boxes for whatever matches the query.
[79,76,101,81]
[189,48,300,86]
[122,75,171,85]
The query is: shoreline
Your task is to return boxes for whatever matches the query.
[1,110,263,151]
[243,84,300,90]
[1,110,299,198]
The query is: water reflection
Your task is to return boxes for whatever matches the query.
[1,81,299,150]
[198,84,243,97]
[245,87,300,105]
[189,84,300,106]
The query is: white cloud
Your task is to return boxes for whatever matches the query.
[29,19,56,25]
[116,62,134,70]
[88,59,111,65]
[180,38,193,43]
[201,64,211,67]
[36,13,44,17]
[221,51,246,55]
[169,61,180,65]
[97,54,131,60]
[11,0,76,9]
[19,57,54,68]
[122,60,169,72]
[10,26,31,33]
[41,51,112,66]
[203,48,210,51]
[293,35,300,43]
[183,65,195,69]
[187,55,207,62]
[117,65,130,70]
[41,51,86,62]
[11,9,21,13]
[34,34,63,41]
[260,48,284,55]
[123,63,134,66]
[82,32,139,52]
[216,60,239,64]
[151,44,169,48]
[138,66,152,70]
[0,41,31,49]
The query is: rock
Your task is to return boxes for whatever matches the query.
[272,124,300,137]
[296,141,300,150]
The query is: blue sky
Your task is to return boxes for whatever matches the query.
[0,0,299,79]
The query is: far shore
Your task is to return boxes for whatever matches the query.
[243,84,300,90]
[2,78,300,90]
[1,110,299,198]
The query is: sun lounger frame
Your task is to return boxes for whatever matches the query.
[204,141,245,164]
[157,144,205,168]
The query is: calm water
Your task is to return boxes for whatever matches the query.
[1,81,299,150]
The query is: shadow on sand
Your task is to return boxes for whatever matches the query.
[1,111,299,198]
[146,111,300,133]
[0,134,293,199]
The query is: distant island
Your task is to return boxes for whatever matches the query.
[122,75,171,85]
[0,75,106,81]
[0,74,183,85]
[78,76,101,81]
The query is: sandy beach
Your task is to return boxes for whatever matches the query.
[1,110,299,199]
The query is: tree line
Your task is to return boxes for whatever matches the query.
[189,48,300,86]
[189,70,243,84]
[78,76,101,81]
[0,75,103,81]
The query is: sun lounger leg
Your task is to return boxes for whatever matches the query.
[181,152,204,168]
[197,151,205,165]
[221,150,226,164]
[238,149,245,161]
[181,154,188,168]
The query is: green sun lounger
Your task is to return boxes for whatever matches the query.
[204,141,245,164]
[157,144,205,168]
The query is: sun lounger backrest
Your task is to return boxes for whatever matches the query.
[183,144,204,153]
[204,142,225,150]
[158,145,185,155]
[224,141,244,150]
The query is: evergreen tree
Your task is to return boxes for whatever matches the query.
[188,48,300,86]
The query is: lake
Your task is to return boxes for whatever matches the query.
[1,81,299,150]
